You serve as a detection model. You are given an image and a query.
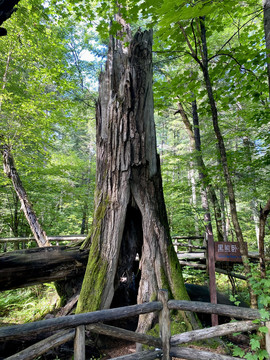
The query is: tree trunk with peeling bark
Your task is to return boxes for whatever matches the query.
[76,29,198,334]
[1,145,50,247]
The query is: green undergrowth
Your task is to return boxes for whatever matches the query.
[0,284,60,325]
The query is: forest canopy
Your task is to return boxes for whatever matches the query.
[0,0,269,257]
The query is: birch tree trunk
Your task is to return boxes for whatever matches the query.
[1,144,50,247]
[77,28,198,334]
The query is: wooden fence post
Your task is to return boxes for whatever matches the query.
[158,289,171,360]
[74,325,85,360]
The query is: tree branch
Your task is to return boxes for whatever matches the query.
[214,11,263,54]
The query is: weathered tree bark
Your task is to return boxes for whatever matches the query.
[0,246,88,290]
[259,198,270,278]
[263,0,270,99]
[76,28,198,334]
[1,144,50,247]
[0,0,20,36]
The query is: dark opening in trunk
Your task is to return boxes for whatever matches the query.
[111,201,143,311]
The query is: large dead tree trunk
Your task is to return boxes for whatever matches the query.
[1,145,50,247]
[77,29,198,334]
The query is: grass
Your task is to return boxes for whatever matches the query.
[0,283,60,325]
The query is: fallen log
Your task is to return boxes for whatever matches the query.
[0,245,255,291]
[0,246,89,290]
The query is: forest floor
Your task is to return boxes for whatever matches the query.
[99,339,229,359]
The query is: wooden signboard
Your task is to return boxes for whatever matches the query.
[214,242,247,262]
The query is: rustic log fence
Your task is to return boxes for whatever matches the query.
[0,290,267,360]
[0,235,85,251]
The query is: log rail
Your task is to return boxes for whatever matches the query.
[0,290,267,360]
[0,235,85,252]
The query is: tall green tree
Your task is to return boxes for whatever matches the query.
[0,0,98,242]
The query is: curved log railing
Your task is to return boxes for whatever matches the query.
[0,290,267,360]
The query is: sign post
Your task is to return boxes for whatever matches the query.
[207,232,218,326]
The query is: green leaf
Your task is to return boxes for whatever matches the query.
[232,346,245,357]
[250,338,261,351]
[259,326,269,334]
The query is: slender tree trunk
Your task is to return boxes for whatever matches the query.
[261,1,270,278]
[263,0,270,99]
[220,189,228,242]
[259,199,270,278]
[199,17,257,307]
[188,162,199,236]
[10,191,20,249]
[192,101,223,242]
[1,145,50,247]
[176,101,219,324]
[77,28,198,334]
[177,102,223,241]
[81,140,94,235]
[242,136,260,247]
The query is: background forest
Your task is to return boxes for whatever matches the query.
[1,0,269,254]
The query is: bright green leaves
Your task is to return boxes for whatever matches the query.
[0,0,99,238]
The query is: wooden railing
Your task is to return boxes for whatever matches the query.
[0,235,85,251]
[0,290,267,360]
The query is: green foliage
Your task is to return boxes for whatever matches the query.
[0,285,59,324]
[0,0,99,239]
[231,341,269,360]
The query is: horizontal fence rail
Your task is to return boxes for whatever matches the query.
[0,235,85,243]
[1,291,268,360]
[168,300,260,319]
[0,302,163,341]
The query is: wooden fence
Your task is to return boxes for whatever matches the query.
[0,235,85,251]
[0,290,267,360]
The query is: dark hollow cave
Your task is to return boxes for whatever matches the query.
[110,202,143,330]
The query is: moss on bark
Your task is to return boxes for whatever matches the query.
[76,195,109,314]
[76,239,108,313]
[167,243,189,301]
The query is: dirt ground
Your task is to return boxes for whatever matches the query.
[99,339,229,360]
